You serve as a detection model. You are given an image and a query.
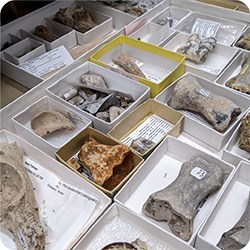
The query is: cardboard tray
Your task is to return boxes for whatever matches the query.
[108,99,184,158]
[46,61,150,133]
[55,127,144,197]
[195,161,250,250]
[12,95,92,157]
[155,72,250,151]
[90,35,185,98]
[0,129,111,250]
[74,203,196,250]
[114,136,235,246]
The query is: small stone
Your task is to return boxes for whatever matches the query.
[96,111,110,122]
[109,106,125,121]
[80,74,108,89]
[68,95,84,106]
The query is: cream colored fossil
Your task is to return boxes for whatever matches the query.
[0,142,45,249]
[31,110,75,138]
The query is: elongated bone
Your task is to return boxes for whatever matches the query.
[217,192,250,250]
[142,156,224,241]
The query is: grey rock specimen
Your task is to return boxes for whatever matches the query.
[101,238,148,249]
[235,34,250,51]
[239,114,250,153]
[142,156,224,241]
[80,74,108,89]
[168,75,242,132]
[225,53,250,95]
[0,142,45,249]
[109,106,125,121]
[130,137,155,154]
[217,192,250,250]
[31,111,75,138]
[33,25,55,42]
[177,34,217,63]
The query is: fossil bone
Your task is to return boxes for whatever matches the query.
[168,75,242,132]
[217,192,250,250]
[0,142,45,250]
[31,111,76,138]
[142,156,224,241]
[101,238,148,250]
[239,113,250,153]
[33,25,55,42]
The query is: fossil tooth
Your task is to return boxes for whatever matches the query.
[239,114,250,153]
[217,192,250,250]
[142,156,224,241]
[0,142,45,250]
[177,33,217,63]
[168,75,242,132]
[31,111,76,138]
[225,53,250,95]
[113,53,146,78]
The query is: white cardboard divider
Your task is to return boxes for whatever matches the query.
[174,11,246,46]
[163,32,238,81]
[155,72,250,151]
[1,33,22,51]
[12,95,92,158]
[74,203,195,250]
[215,50,250,99]
[195,161,250,250]
[46,61,150,133]
[222,111,250,167]
[115,136,235,246]
[0,130,111,250]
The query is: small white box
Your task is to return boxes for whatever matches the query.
[233,26,250,52]
[155,72,250,151]
[163,32,238,81]
[215,50,250,99]
[129,22,176,47]
[195,161,250,250]
[174,11,246,46]
[12,95,92,157]
[74,203,196,250]
[115,136,235,245]
[0,129,111,250]
[222,111,250,167]
[46,61,150,133]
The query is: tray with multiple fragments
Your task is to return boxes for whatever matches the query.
[115,136,235,245]
[0,129,111,250]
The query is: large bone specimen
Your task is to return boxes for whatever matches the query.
[142,156,224,241]
[0,142,45,249]
[239,114,250,153]
[31,110,75,138]
[168,75,242,132]
[217,192,250,250]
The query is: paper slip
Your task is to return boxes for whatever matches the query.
[122,114,173,146]
[22,157,98,248]
[191,18,221,38]
[18,46,74,77]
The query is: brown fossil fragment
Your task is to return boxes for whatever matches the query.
[33,25,55,42]
[113,53,146,78]
[31,111,76,138]
[235,34,250,51]
[239,114,250,153]
[0,142,45,250]
[142,156,224,241]
[168,75,242,132]
[217,192,250,250]
[102,238,148,249]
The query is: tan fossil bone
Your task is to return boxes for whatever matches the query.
[0,142,45,250]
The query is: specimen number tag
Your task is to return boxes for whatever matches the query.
[191,167,207,180]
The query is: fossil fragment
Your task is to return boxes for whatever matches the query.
[31,111,76,138]
[96,111,110,122]
[129,137,155,155]
[68,95,85,106]
[0,142,45,250]
[102,238,148,250]
[142,156,224,241]
[63,88,78,101]
[33,25,55,42]
[54,5,96,33]
[239,114,250,153]
[176,33,217,63]
[109,106,125,122]
[225,53,250,95]
[156,16,174,27]
[168,75,242,132]
[78,137,133,190]
[80,74,108,89]
[235,34,250,51]
[113,53,146,78]
[217,192,250,250]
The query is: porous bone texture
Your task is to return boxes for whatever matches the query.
[239,114,250,153]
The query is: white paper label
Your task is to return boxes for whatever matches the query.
[191,167,207,180]
[191,18,221,38]
[18,46,74,77]
[122,114,173,146]
[16,229,28,249]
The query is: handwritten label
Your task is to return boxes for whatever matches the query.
[191,18,221,38]
[18,46,73,77]
[191,167,207,180]
[16,229,28,249]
